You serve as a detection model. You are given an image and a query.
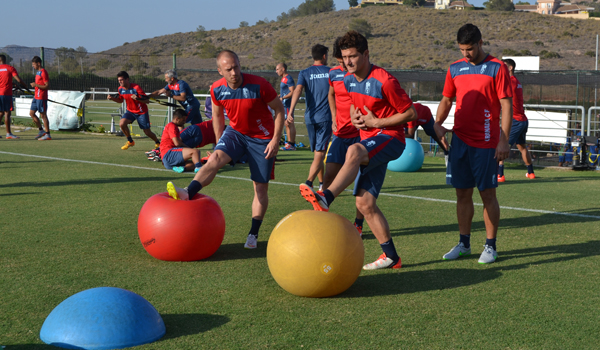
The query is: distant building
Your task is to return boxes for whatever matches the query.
[436,0,473,9]
[515,1,594,18]
[355,0,469,9]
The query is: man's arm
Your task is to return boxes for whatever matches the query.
[13,75,26,88]
[212,104,225,141]
[170,91,187,102]
[327,86,337,132]
[405,127,416,139]
[496,97,513,161]
[358,105,417,130]
[287,84,304,122]
[266,97,286,159]
[148,88,167,98]
[281,85,295,101]
[434,96,454,140]
[30,80,49,90]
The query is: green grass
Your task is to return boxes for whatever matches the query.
[1,130,599,349]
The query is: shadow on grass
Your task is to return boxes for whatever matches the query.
[0,192,41,196]
[0,176,178,188]
[342,240,600,298]
[204,242,267,262]
[161,313,230,340]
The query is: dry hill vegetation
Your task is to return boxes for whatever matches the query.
[100,6,600,89]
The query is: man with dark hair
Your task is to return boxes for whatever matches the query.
[326,36,365,235]
[300,31,417,270]
[288,44,332,191]
[276,62,297,150]
[405,102,449,165]
[434,23,512,264]
[149,69,202,125]
[0,54,26,139]
[166,50,285,250]
[160,109,203,173]
[497,58,535,181]
[29,56,51,140]
[108,71,160,150]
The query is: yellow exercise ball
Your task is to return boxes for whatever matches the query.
[267,210,364,298]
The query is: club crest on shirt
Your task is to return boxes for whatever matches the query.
[366,140,376,147]
[243,88,249,98]
[480,64,487,74]
[366,82,371,95]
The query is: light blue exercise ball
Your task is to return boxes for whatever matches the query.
[387,138,425,172]
[40,287,165,350]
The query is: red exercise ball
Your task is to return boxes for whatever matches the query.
[138,192,225,261]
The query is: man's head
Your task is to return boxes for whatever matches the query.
[332,36,346,69]
[32,56,42,70]
[457,24,485,64]
[165,69,178,84]
[502,58,516,75]
[117,71,130,87]
[0,55,6,64]
[338,31,369,75]
[311,44,329,65]
[216,50,242,88]
[172,109,188,127]
[276,63,287,77]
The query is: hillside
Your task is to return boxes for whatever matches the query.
[99,6,600,88]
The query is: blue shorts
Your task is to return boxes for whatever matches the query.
[186,106,202,125]
[0,96,13,112]
[326,135,361,164]
[215,126,274,183]
[30,99,48,113]
[509,119,528,146]
[306,121,332,152]
[353,135,405,198]
[180,124,203,148]
[162,148,185,169]
[446,134,498,191]
[122,111,151,130]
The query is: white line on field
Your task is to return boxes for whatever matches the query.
[2,151,599,220]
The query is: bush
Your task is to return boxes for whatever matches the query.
[272,40,293,62]
[585,51,595,57]
[535,40,544,46]
[539,50,560,59]
[348,18,373,38]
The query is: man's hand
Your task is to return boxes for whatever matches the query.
[433,122,449,141]
[264,139,279,159]
[351,107,366,130]
[30,82,36,88]
[495,132,510,161]
[286,111,294,126]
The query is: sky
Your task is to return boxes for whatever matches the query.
[1,0,500,53]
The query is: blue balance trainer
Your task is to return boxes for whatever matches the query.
[388,138,424,172]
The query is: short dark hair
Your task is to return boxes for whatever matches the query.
[338,31,368,54]
[311,44,329,61]
[32,56,42,64]
[278,63,287,71]
[0,55,5,64]
[457,24,482,45]
[332,36,343,59]
[117,71,129,79]
[173,109,187,119]
[502,58,516,70]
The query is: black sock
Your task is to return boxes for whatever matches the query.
[127,136,133,142]
[323,189,335,206]
[380,239,399,261]
[38,127,43,131]
[527,165,534,174]
[194,162,202,168]
[187,180,202,198]
[249,218,262,237]
[486,238,497,250]
[460,234,471,249]
[305,180,313,187]
[354,218,364,227]
[498,164,504,177]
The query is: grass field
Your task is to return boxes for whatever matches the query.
[1,129,600,349]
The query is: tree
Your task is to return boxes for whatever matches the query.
[484,0,515,11]
[196,25,207,40]
[285,0,335,19]
[403,0,426,6]
[348,0,359,7]
[75,46,88,60]
[199,41,220,59]
[348,18,373,38]
[272,39,293,62]
[239,21,249,28]
[515,1,530,4]
[0,52,13,64]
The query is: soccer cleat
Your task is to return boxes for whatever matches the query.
[167,181,189,200]
[299,183,329,212]
[280,143,296,151]
[172,166,185,173]
[6,134,19,139]
[362,253,402,270]
[354,223,363,237]
[35,131,46,139]
[194,167,200,173]
[121,141,135,150]
[244,234,258,249]
[497,175,505,183]
[145,149,157,156]
[526,172,536,179]
[478,244,498,264]
[38,134,51,140]
[442,242,471,260]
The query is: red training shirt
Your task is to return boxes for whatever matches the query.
[117,83,149,114]
[160,122,181,157]
[0,64,18,96]
[34,68,49,100]
[511,76,527,122]
[406,103,432,129]
[329,66,359,138]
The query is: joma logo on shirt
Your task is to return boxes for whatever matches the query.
[310,73,328,80]
[349,83,356,87]
[460,67,469,72]
[336,74,344,78]
[220,91,231,96]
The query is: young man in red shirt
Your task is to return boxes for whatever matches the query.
[497,58,535,182]
[434,24,512,264]
[167,50,285,250]
[29,56,51,140]
[0,54,26,139]
[160,109,203,173]
[300,31,417,270]
[405,102,449,165]
[107,71,160,150]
